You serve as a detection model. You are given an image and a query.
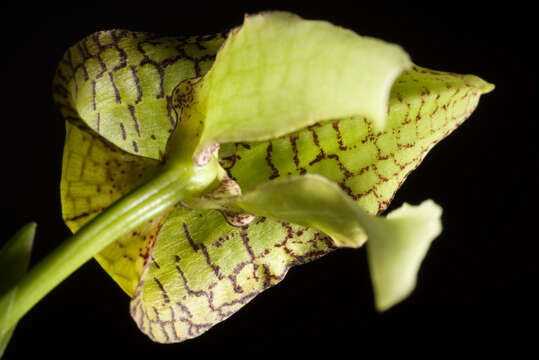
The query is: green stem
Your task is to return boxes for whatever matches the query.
[0,156,218,331]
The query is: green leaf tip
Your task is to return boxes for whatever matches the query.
[1,222,37,358]
[366,200,442,311]
[0,223,36,288]
[171,11,412,164]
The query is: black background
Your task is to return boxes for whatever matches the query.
[1,1,536,357]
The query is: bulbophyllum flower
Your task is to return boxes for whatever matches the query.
[0,11,493,351]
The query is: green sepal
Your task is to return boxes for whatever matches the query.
[52,30,225,159]
[221,65,494,215]
[130,205,335,343]
[171,11,411,164]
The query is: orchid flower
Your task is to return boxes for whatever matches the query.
[0,11,493,352]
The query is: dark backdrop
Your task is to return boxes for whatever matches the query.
[1,2,535,357]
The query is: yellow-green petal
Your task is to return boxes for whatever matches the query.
[233,176,443,310]
[233,175,368,248]
[172,11,411,163]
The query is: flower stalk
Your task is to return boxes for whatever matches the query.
[0,154,218,332]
